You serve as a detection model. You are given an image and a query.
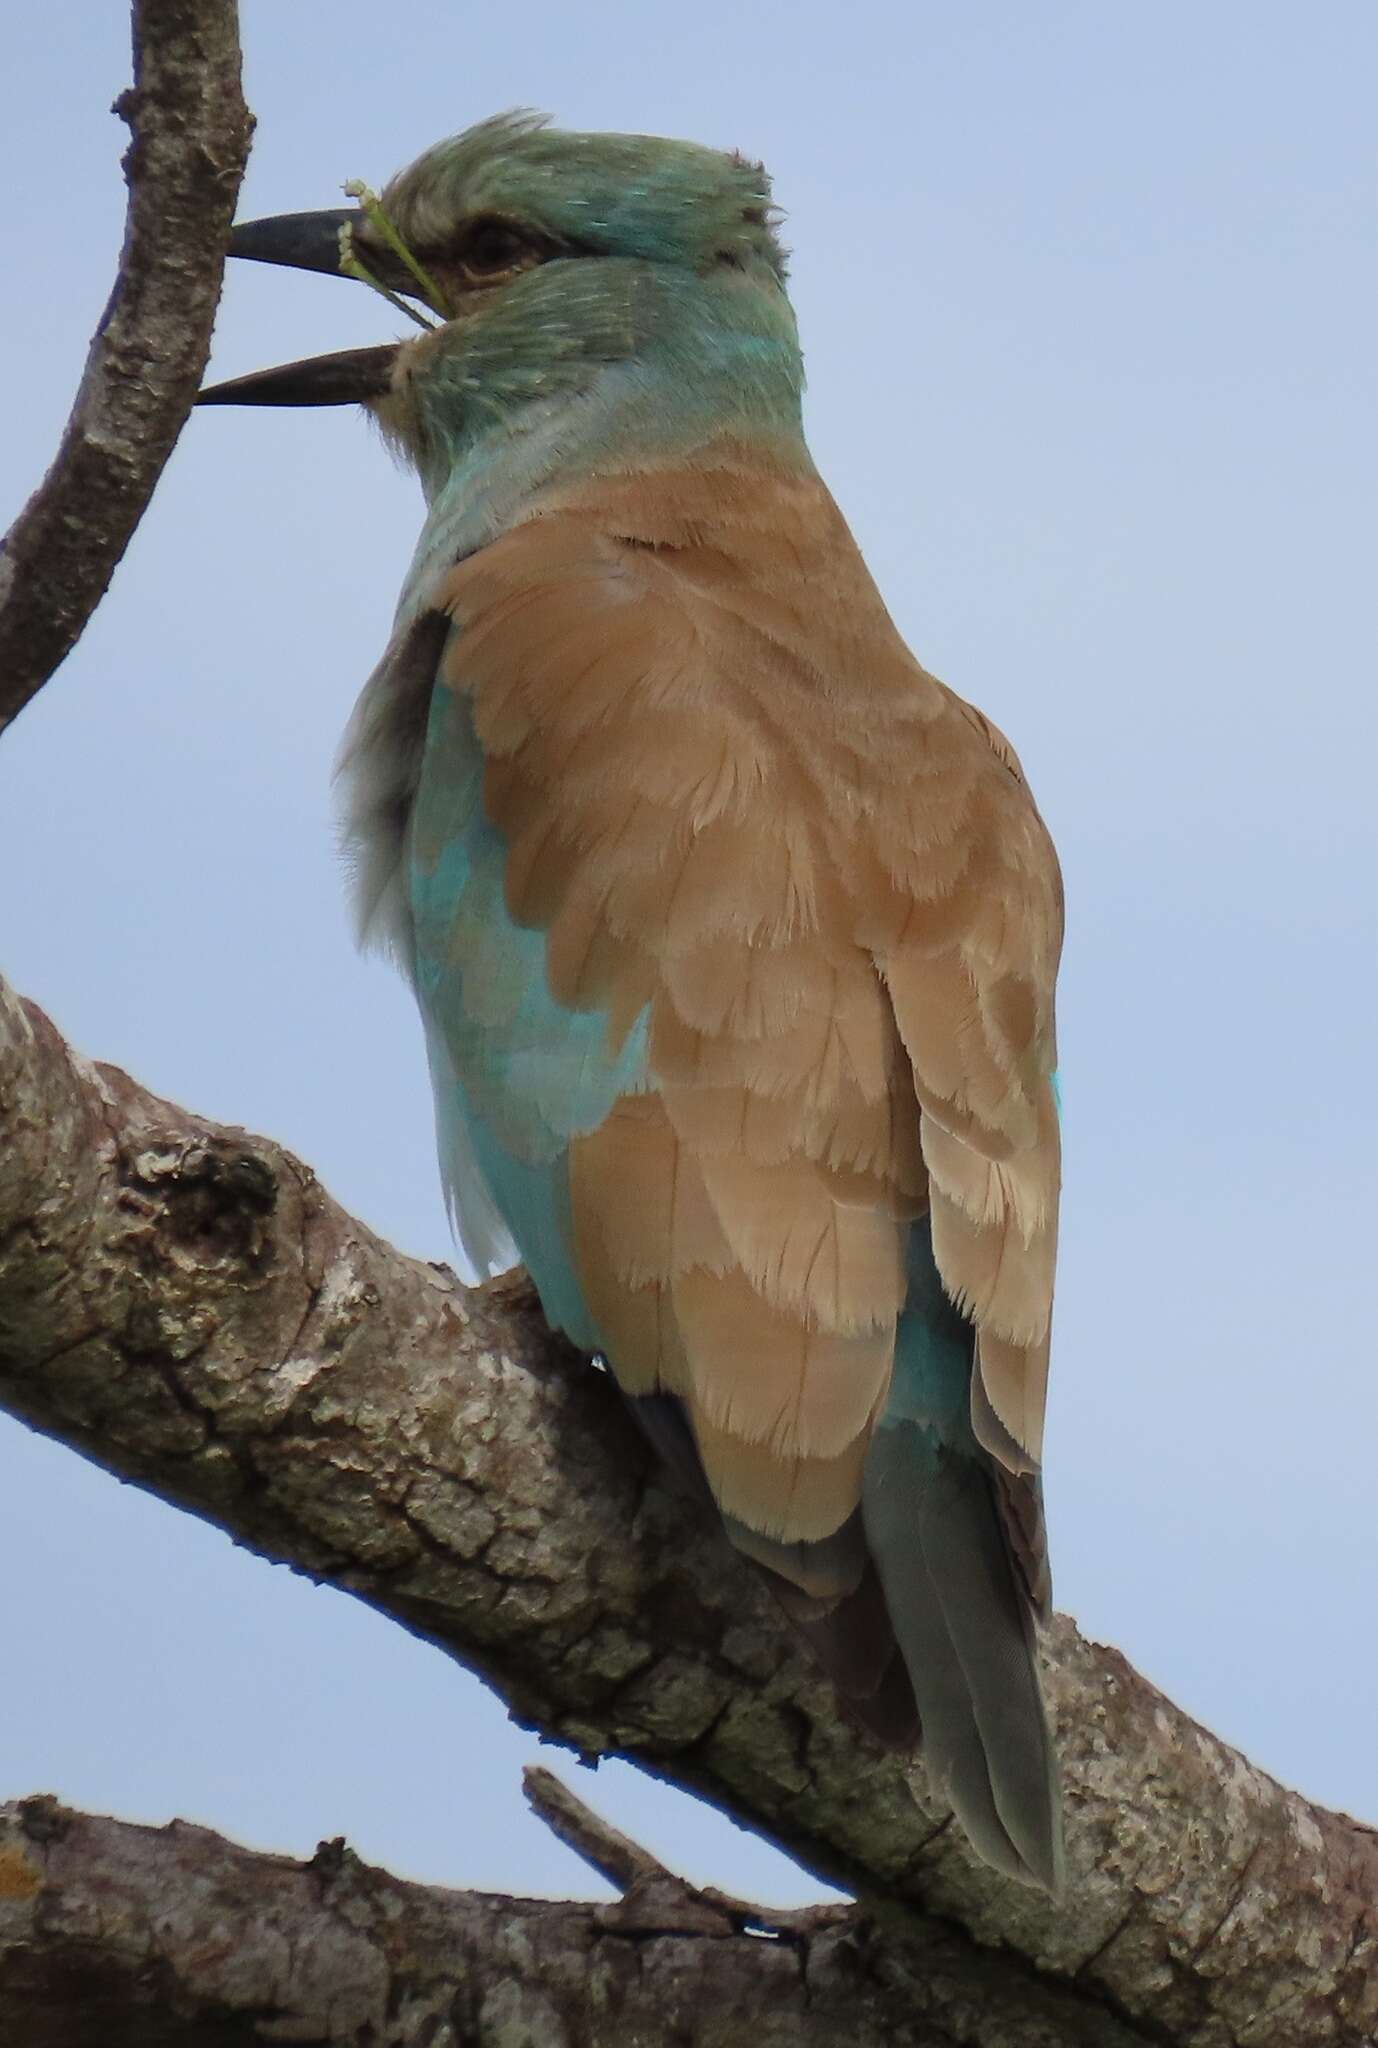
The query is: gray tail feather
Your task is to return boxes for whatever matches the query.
[863,1422,1064,1893]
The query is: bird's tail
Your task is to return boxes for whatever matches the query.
[624,1238,1063,1891]
[862,1301,1063,1893]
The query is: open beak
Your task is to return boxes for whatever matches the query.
[197,206,415,408]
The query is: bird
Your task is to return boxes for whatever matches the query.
[199,113,1066,1892]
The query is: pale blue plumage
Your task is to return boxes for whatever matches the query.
[409,679,646,1342]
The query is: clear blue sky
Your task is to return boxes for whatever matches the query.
[2,1,1375,1900]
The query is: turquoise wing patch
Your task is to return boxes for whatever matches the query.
[409,677,648,1343]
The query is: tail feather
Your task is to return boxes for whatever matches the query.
[864,1416,1063,1892]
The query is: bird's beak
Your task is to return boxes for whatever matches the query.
[197,207,414,408]
[224,209,362,280]
[197,344,401,408]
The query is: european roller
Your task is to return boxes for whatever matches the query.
[201,114,1066,1892]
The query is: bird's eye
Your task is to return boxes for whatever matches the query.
[457,218,532,277]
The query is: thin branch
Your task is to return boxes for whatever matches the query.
[0,1,252,734]
[524,1765,846,1940]
[523,1764,668,1894]
[1,973,1376,2047]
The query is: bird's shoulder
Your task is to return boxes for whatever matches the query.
[430,439,1064,1119]
[436,440,1049,827]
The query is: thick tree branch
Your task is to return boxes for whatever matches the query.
[0,0,252,734]
[2,975,1375,2046]
[0,1789,1151,2048]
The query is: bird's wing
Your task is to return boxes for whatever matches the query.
[417,443,1065,1886]
[426,447,930,1549]
[426,440,1061,1517]
[858,681,1063,1613]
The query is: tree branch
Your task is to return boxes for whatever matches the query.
[0,1788,1155,2048]
[2,974,1375,2046]
[0,0,252,734]
[524,1763,673,1897]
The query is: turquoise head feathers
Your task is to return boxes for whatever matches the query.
[366,114,805,489]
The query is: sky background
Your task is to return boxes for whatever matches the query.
[2,2,1375,1904]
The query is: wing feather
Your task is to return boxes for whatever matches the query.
[429,435,1061,1564]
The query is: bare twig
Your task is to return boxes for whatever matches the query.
[2,973,1376,2046]
[523,1764,667,1894]
[0,0,252,734]
[523,1765,846,1941]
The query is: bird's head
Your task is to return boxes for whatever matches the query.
[200,113,803,491]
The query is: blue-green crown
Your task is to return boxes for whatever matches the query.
[382,111,786,279]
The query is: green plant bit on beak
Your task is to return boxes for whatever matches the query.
[337,223,437,330]
[340,181,451,327]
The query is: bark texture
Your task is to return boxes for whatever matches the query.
[2,973,1375,2048]
[0,0,252,733]
[0,1786,1157,2048]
